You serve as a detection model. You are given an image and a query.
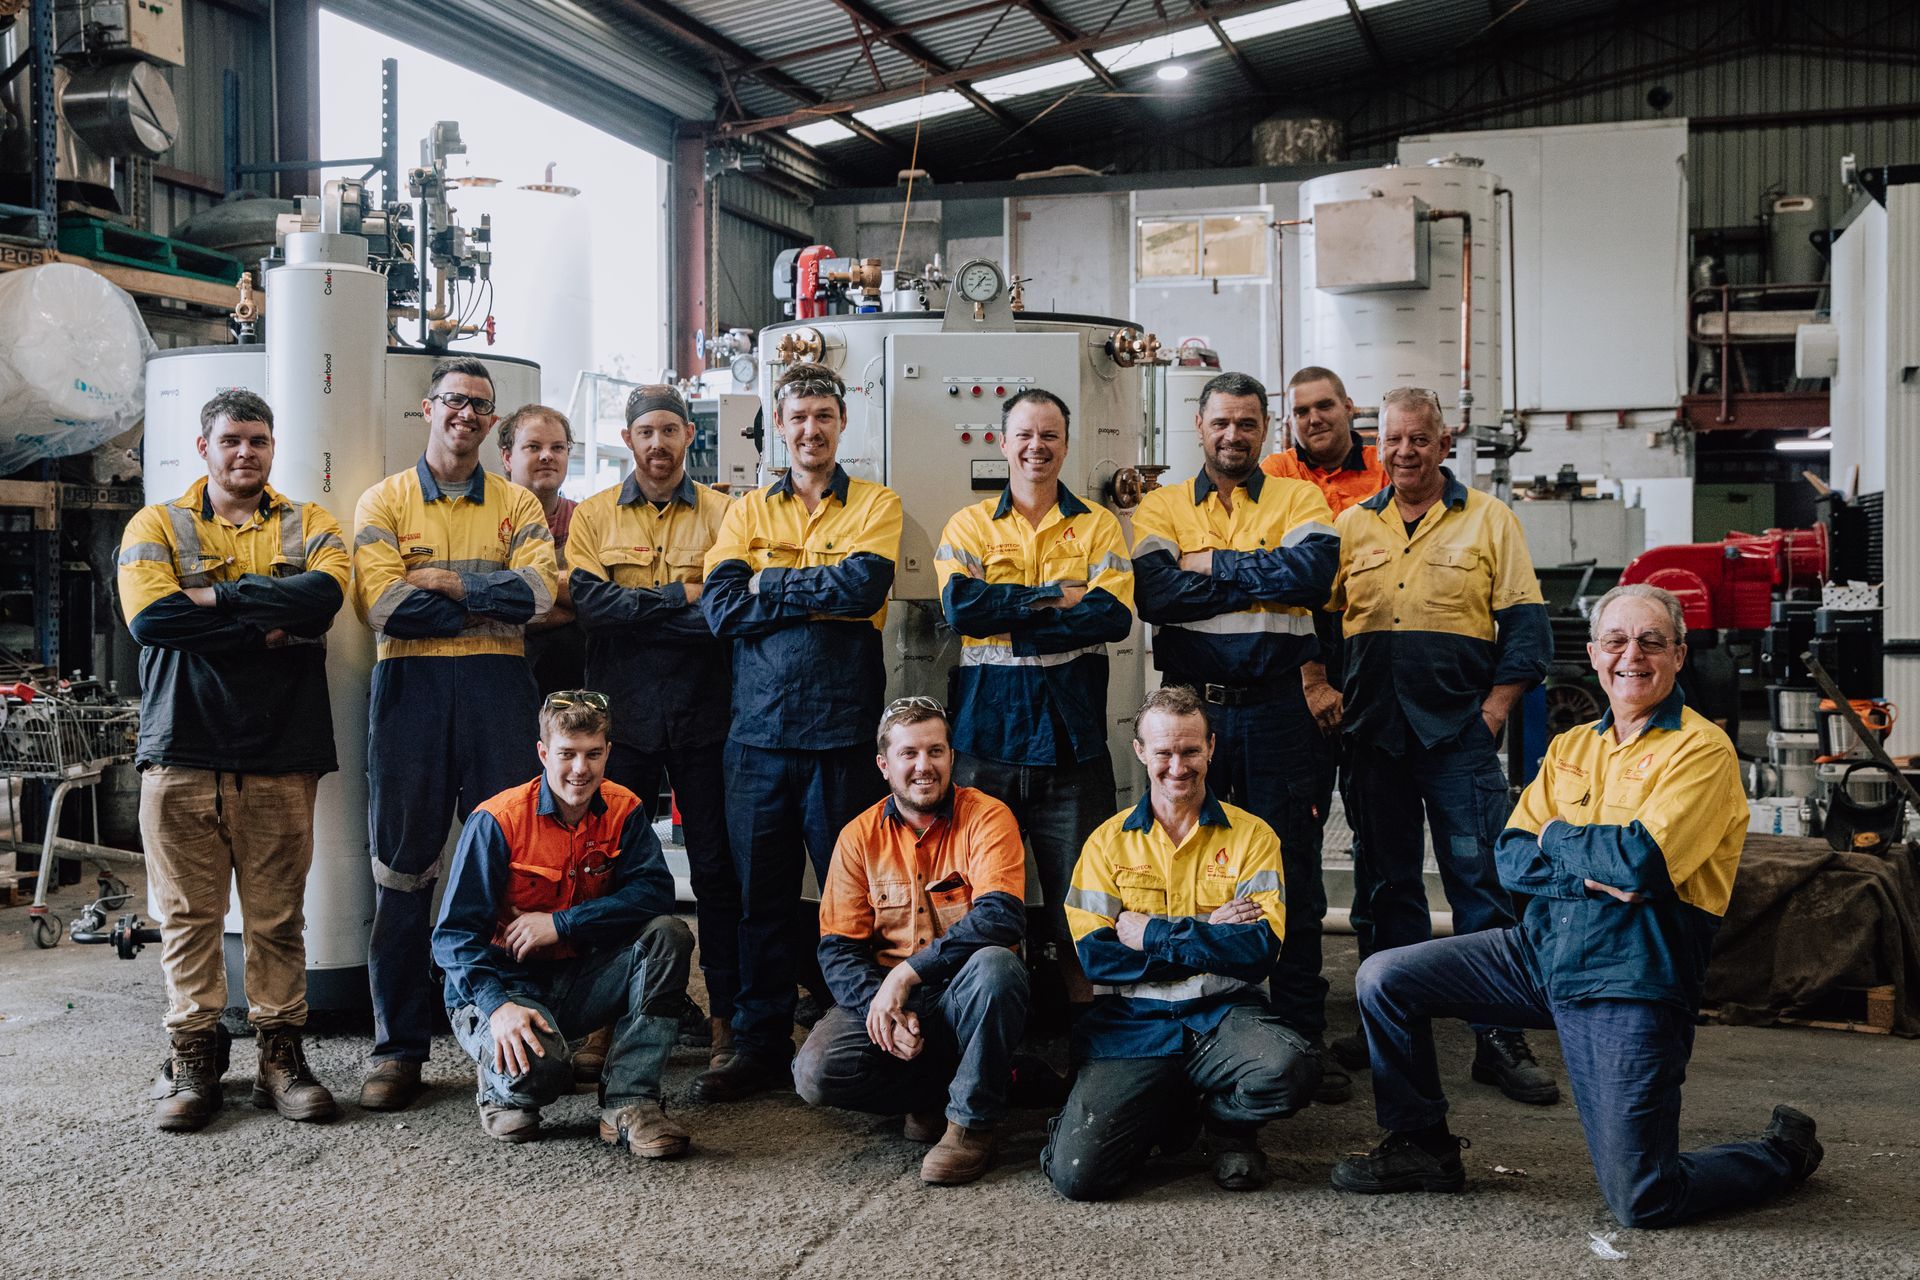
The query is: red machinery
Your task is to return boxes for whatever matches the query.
[1618,525,1828,633]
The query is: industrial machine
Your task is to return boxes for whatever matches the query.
[753,253,1163,807]
[138,134,542,1010]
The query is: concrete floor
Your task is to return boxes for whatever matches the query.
[3,874,1917,1280]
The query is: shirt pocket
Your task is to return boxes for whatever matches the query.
[983,548,1029,586]
[749,537,803,571]
[1040,547,1087,586]
[1340,544,1395,624]
[576,849,619,901]
[598,545,660,587]
[1423,545,1482,613]
[1113,869,1168,916]
[506,861,566,914]
[665,551,707,585]
[870,878,915,923]
[927,873,973,933]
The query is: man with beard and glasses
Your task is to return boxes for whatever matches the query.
[566,385,740,1077]
[119,390,348,1131]
[793,697,1029,1185]
[933,388,1134,1026]
[351,357,558,1112]
[1128,371,1344,1100]
[693,363,904,1102]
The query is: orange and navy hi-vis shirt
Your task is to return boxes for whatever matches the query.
[350,459,558,662]
[1329,467,1550,750]
[117,477,348,775]
[816,785,1027,1010]
[567,471,731,753]
[1261,437,1388,516]
[431,776,675,1016]
[702,464,903,751]
[935,485,1135,767]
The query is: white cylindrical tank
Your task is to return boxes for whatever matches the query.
[141,345,268,499]
[260,231,389,999]
[450,180,591,413]
[1297,157,1503,438]
[383,348,542,475]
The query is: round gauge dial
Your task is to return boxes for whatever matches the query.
[957,260,1002,303]
[730,354,757,385]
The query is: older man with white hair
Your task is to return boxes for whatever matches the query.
[1330,583,1822,1229]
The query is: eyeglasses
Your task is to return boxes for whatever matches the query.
[543,689,610,712]
[1595,631,1675,655]
[775,377,844,401]
[884,695,946,716]
[431,392,497,415]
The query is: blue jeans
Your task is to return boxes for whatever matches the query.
[1356,928,1801,1228]
[791,947,1030,1128]
[953,752,1115,944]
[725,740,886,1061]
[1199,689,1335,1040]
[450,915,693,1109]
[367,654,540,1063]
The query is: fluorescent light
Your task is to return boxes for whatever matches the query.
[1773,439,1832,453]
[1156,64,1189,82]
[789,120,856,146]
[1096,27,1220,72]
[1811,426,1832,438]
[854,91,974,130]
[1219,0,1408,42]
[975,58,1096,101]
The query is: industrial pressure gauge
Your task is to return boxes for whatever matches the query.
[731,354,757,385]
[956,259,1003,304]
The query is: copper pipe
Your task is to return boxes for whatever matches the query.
[1499,187,1518,421]
[1269,217,1314,228]
[1426,209,1474,435]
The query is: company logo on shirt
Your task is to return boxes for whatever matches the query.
[1554,760,1587,779]
[1063,525,1078,540]
[498,517,513,546]
[1205,848,1235,879]
[1622,751,1658,782]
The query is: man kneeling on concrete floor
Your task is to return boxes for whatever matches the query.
[1043,686,1320,1200]
[793,696,1030,1185]
[1332,584,1822,1226]
[432,689,695,1157]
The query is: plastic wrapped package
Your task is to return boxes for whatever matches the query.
[0,263,155,475]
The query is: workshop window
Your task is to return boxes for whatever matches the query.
[1135,213,1268,281]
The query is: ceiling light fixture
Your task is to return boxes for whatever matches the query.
[1156,64,1189,82]
[1773,438,1832,453]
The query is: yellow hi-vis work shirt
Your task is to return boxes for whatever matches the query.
[351,460,557,661]
[1330,468,1550,749]
[1495,686,1748,1009]
[117,477,349,774]
[1064,791,1285,1057]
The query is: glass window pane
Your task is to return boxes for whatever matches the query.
[1201,214,1266,278]
[1138,218,1200,277]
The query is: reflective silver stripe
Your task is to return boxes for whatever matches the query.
[117,541,172,566]
[1162,610,1314,636]
[1089,552,1132,576]
[1282,521,1338,548]
[367,581,418,631]
[354,526,400,550]
[936,543,984,574]
[463,618,524,641]
[1235,869,1284,899]
[1093,972,1250,1002]
[370,857,440,892]
[165,506,203,566]
[515,565,555,616]
[436,558,510,574]
[306,531,346,558]
[508,522,554,555]
[1133,534,1180,559]
[960,642,1104,668]
[277,501,306,564]
[1064,886,1122,918]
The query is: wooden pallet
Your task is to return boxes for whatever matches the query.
[1703,984,1896,1034]
[56,215,242,285]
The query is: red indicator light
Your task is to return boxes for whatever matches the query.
[960,432,972,442]
[971,385,982,396]
[984,432,996,443]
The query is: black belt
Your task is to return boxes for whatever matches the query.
[1197,680,1290,707]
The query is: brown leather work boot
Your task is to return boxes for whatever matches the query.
[152,1029,227,1133]
[920,1121,995,1185]
[252,1029,339,1122]
[574,1026,613,1085]
[708,1017,736,1069]
[479,1101,541,1143]
[600,1100,692,1159]
[358,1058,426,1112]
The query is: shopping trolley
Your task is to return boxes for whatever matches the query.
[0,681,143,949]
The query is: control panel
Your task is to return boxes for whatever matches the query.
[885,331,1082,598]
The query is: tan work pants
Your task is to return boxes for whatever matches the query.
[140,766,320,1034]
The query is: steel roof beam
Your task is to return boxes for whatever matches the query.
[819,0,1031,136]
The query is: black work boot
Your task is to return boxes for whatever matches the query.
[1472,1029,1560,1105]
[1764,1105,1823,1186]
[152,1028,229,1132]
[1310,1039,1353,1104]
[1207,1124,1269,1191]
[689,1051,792,1103]
[252,1029,339,1122]
[1329,1030,1370,1073]
[1330,1131,1470,1194]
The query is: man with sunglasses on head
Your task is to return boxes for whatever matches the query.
[693,362,904,1102]
[793,696,1029,1185]
[933,388,1135,1025]
[434,689,695,1157]
[351,357,559,1112]
[567,386,741,1071]
[1332,584,1822,1227]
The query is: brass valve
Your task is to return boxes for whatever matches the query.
[232,272,258,324]
[1105,328,1166,368]
[1107,465,1169,510]
[774,327,825,364]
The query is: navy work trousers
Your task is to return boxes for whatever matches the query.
[366,653,539,1063]
[953,751,1115,944]
[725,739,886,1062]
[1357,928,1802,1228]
